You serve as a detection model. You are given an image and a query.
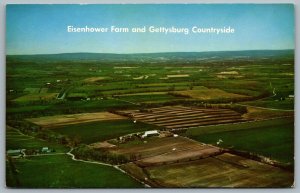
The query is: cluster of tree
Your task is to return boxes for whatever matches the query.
[72,145,129,165]
[36,131,69,145]
[6,119,80,148]
[6,120,41,134]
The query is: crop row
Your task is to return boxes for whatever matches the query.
[118,106,247,129]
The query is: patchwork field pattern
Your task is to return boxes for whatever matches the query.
[144,153,293,188]
[118,106,248,129]
[115,137,293,188]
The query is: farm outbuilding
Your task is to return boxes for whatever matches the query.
[41,147,51,153]
[142,130,159,138]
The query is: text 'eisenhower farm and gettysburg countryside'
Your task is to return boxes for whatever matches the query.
[67,25,235,35]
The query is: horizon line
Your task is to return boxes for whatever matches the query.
[6,48,294,56]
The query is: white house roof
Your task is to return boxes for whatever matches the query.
[144,130,158,135]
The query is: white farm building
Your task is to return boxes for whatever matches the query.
[142,130,159,138]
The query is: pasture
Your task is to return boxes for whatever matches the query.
[52,119,159,144]
[6,155,142,188]
[6,126,143,188]
[117,93,182,103]
[185,117,294,163]
[6,126,68,153]
[13,93,58,103]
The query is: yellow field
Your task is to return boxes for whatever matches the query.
[116,92,168,96]
[172,87,248,100]
[26,112,126,128]
[83,77,107,82]
[217,71,239,75]
[114,67,139,69]
[13,93,58,102]
[243,106,294,120]
[166,74,190,78]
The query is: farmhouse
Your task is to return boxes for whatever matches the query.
[41,147,51,153]
[142,130,159,138]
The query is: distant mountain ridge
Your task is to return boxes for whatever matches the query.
[7,49,294,63]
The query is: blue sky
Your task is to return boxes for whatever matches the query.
[6,4,294,55]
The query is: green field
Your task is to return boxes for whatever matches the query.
[7,98,137,118]
[52,120,160,144]
[185,117,294,163]
[6,127,143,188]
[118,93,183,103]
[6,127,68,153]
[6,155,143,188]
[241,98,294,110]
[6,50,294,188]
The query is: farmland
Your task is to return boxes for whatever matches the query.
[112,136,293,188]
[171,86,249,101]
[117,106,248,129]
[6,126,143,188]
[7,155,143,188]
[6,50,294,188]
[26,112,126,128]
[6,126,68,153]
[110,136,222,165]
[144,153,293,187]
[185,117,294,163]
[52,119,160,144]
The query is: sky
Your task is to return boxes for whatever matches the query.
[6,4,294,55]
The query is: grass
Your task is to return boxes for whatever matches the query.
[52,119,160,144]
[185,117,294,163]
[7,105,51,114]
[243,106,294,120]
[6,155,143,188]
[6,127,68,153]
[23,87,40,93]
[13,93,58,102]
[241,98,294,110]
[118,93,182,103]
[7,99,137,116]
[172,86,248,100]
[55,99,137,111]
